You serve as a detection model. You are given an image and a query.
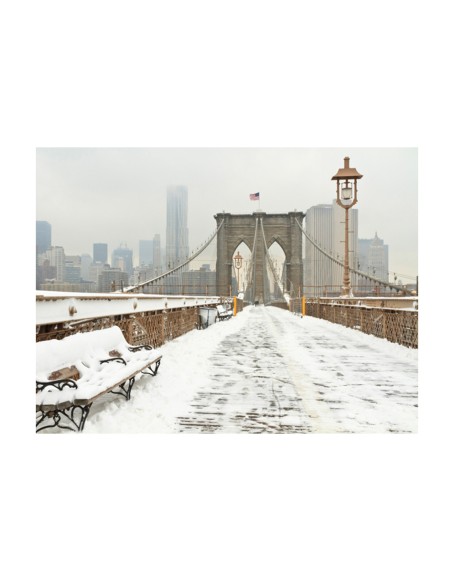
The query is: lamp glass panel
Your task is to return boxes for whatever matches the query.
[341,186,353,200]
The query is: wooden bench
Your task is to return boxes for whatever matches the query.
[216,303,233,321]
[36,326,162,432]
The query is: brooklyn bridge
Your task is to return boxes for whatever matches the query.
[36,208,417,434]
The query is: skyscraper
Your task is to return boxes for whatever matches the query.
[93,243,108,264]
[304,201,358,296]
[153,234,162,274]
[166,185,189,269]
[46,246,65,282]
[112,244,133,278]
[64,255,82,284]
[139,240,154,267]
[80,254,92,280]
[358,233,389,282]
[36,221,51,254]
[304,205,333,296]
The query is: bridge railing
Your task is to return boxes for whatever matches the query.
[36,292,232,346]
[289,297,418,349]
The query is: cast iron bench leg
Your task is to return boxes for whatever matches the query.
[111,377,135,401]
[36,404,92,432]
[141,359,161,377]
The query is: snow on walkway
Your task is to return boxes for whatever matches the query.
[84,305,418,433]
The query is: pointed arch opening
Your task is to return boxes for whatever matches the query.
[231,241,251,298]
[266,240,287,302]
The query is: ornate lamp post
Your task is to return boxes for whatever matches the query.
[332,156,363,297]
[233,251,243,294]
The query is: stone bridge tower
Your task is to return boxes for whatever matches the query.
[215,210,305,301]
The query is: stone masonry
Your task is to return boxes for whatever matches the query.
[215,211,305,301]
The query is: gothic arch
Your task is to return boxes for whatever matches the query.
[215,210,305,301]
[231,237,253,255]
[266,235,288,259]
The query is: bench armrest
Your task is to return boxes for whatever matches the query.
[100,356,127,365]
[128,345,154,352]
[36,378,79,393]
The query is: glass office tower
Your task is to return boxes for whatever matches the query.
[166,185,189,270]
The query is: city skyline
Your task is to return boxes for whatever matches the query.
[36,147,418,281]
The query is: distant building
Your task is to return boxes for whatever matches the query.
[163,273,180,295]
[93,243,108,264]
[139,240,154,267]
[40,281,97,293]
[153,234,162,274]
[47,246,65,282]
[182,265,216,295]
[36,221,51,254]
[358,233,389,288]
[98,267,129,293]
[89,263,106,285]
[112,244,133,277]
[162,266,215,295]
[36,245,65,288]
[64,255,82,284]
[36,259,56,289]
[132,266,156,288]
[303,201,358,296]
[166,185,189,270]
[304,204,333,296]
[80,254,92,281]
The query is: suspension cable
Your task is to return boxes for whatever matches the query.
[247,217,259,302]
[294,217,410,293]
[123,219,224,293]
[259,217,285,300]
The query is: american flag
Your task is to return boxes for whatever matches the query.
[249,192,260,201]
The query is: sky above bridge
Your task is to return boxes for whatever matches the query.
[36,147,418,281]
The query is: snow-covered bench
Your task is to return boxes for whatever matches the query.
[36,326,162,432]
[216,304,233,321]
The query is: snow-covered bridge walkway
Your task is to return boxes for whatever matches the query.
[85,305,418,433]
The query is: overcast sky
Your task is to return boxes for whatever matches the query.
[36,147,417,281]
